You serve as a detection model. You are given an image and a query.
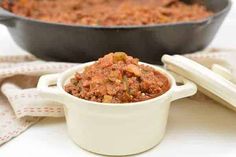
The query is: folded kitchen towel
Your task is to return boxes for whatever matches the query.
[0,54,77,145]
[0,49,235,145]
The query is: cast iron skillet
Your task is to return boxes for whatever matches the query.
[0,0,232,64]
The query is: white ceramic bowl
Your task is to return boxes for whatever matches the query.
[37,62,197,156]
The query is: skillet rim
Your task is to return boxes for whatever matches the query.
[0,0,232,29]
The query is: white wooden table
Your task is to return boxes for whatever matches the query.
[0,3,236,157]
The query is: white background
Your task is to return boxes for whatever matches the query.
[0,2,236,157]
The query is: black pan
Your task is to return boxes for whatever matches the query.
[0,0,232,64]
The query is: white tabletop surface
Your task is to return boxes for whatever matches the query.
[1,3,236,157]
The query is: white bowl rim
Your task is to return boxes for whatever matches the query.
[55,61,177,107]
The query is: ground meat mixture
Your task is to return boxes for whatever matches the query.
[1,0,213,26]
[64,52,170,103]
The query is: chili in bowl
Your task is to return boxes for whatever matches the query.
[37,52,197,156]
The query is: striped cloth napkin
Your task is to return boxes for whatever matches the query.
[0,54,76,145]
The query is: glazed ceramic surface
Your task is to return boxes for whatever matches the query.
[162,55,236,112]
[37,62,197,156]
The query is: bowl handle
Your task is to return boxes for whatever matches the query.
[37,73,66,104]
[171,73,197,101]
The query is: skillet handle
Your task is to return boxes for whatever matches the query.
[37,73,66,104]
[171,73,197,101]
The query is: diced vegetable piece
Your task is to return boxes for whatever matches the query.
[123,75,128,91]
[20,0,28,4]
[108,70,122,82]
[125,64,141,76]
[102,95,113,103]
[113,52,127,62]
